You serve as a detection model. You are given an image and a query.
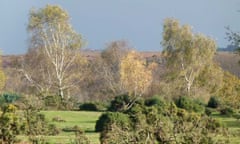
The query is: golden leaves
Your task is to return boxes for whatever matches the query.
[120,51,152,97]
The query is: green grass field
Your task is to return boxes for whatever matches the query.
[17,110,240,144]
[19,111,102,144]
[212,113,240,144]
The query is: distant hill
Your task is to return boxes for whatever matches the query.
[218,45,237,52]
[2,51,240,78]
[214,51,240,77]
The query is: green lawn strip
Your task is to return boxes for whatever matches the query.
[41,111,101,144]
[212,113,240,143]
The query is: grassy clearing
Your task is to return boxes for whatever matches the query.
[212,113,240,144]
[23,111,102,144]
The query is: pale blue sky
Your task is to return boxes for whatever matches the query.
[0,0,239,54]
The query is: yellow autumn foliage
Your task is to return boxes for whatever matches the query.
[120,51,152,97]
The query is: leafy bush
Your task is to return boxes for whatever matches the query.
[145,95,167,107]
[79,102,98,111]
[69,126,90,144]
[22,105,59,136]
[0,104,20,143]
[99,99,228,144]
[205,118,223,131]
[95,112,131,132]
[108,94,131,112]
[0,93,21,109]
[79,102,108,111]
[207,96,220,108]
[175,96,204,113]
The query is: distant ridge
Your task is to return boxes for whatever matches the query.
[218,45,237,52]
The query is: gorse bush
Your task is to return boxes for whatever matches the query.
[0,104,20,143]
[95,112,131,132]
[98,98,229,144]
[175,96,205,113]
[144,95,167,107]
[23,105,59,136]
[108,94,131,112]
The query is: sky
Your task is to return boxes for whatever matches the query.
[0,0,239,55]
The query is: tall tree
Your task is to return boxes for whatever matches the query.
[162,18,217,97]
[100,40,131,96]
[226,26,240,51]
[120,50,152,107]
[24,5,85,101]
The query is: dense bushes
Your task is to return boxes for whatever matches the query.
[95,112,131,132]
[144,95,167,107]
[96,96,229,143]
[175,96,205,113]
[108,94,131,112]
[0,93,21,109]
[0,104,20,143]
[79,102,98,111]
[79,102,108,111]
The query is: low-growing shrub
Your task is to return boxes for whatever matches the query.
[95,112,131,132]
[207,96,220,108]
[48,124,60,135]
[63,125,83,132]
[0,104,20,143]
[0,93,21,110]
[52,116,66,122]
[205,118,223,131]
[99,98,228,144]
[175,96,204,113]
[220,106,235,116]
[79,102,108,111]
[145,95,167,107]
[205,108,213,116]
[108,94,131,112]
[69,126,90,144]
[79,102,98,111]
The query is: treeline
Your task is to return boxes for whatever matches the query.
[0,5,240,110]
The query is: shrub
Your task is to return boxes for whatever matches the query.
[145,95,167,107]
[22,105,59,136]
[0,104,20,143]
[99,99,228,144]
[207,96,220,108]
[205,118,223,131]
[175,96,204,113]
[48,124,60,135]
[63,125,83,132]
[79,102,98,111]
[108,94,131,112]
[69,126,90,144]
[205,108,213,116]
[0,93,21,109]
[220,106,235,116]
[95,112,131,132]
[79,102,108,111]
[52,116,66,122]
